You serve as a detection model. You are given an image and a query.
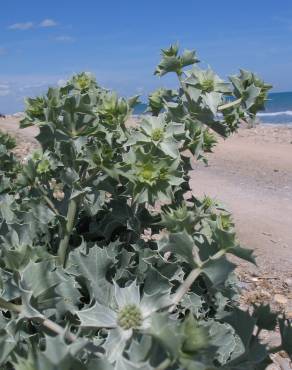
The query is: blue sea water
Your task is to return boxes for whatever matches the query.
[257,92,292,124]
[133,92,292,125]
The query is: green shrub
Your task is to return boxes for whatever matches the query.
[0,130,20,192]
[0,45,290,370]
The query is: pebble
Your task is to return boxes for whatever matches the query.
[274,294,288,305]
[284,278,292,288]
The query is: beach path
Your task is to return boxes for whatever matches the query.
[191,128,292,276]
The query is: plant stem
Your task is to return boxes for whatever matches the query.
[0,298,22,313]
[169,268,201,312]
[42,317,77,342]
[58,198,78,267]
[169,248,226,312]
[0,297,76,342]
[44,195,60,215]
[218,97,242,111]
[38,184,60,215]
[155,358,172,370]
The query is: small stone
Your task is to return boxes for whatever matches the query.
[286,311,292,319]
[284,278,292,287]
[274,294,288,305]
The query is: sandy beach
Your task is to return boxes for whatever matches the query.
[190,125,292,314]
[1,117,292,312]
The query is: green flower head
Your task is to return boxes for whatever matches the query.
[36,159,51,174]
[137,163,162,185]
[117,304,143,330]
[72,72,96,91]
[151,128,164,141]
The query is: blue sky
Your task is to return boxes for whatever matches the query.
[1,0,292,113]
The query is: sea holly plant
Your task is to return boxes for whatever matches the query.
[0,45,290,370]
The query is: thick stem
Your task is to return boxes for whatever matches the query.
[218,97,242,111]
[58,198,78,267]
[169,268,201,312]
[155,358,172,370]
[42,318,77,342]
[0,297,76,342]
[0,298,22,313]
[169,249,226,312]
[37,184,60,216]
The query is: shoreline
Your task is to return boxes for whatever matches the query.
[2,112,292,127]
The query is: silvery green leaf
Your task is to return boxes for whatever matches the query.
[43,334,87,366]
[0,268,19,301]
[77,302,117,328]
[155,45,199,76]
[59,168,79,186]
[1,244,45,271]
[67,246,115,304]
[140,291,171,318]
[202,257,236,286]
[166,121,185,136]
[185,85,201,102]
[180,49,199,68]
[243,84,261,109]
[207,320,241,365]
[202,92,222,115]
[155,55,182,76]
[219,308,256,348]
[0,330,16,364]
[18,284,44,319]
[114,280,140,308]
[143,265,172,295]
[148,313,183,358]
[228,245,255,264]
[0,194,15,222]
[181,293,203,317]
[128,336,152,363]
[157,231,201,267]
[54,279,81,315]
[159,138,179,158]
[104,327,133,363]
[21,261,65,298]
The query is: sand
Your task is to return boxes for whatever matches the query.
[190,125,292,316]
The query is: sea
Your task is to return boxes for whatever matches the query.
[133,91,292,125]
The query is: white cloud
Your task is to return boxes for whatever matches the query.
[39,19,57,28]
[0,82,11,97]
[0,89,11,97]
[8,19,58,31]
[9,22,34,30]
[55,35,74,43]
[0,91,10,96]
